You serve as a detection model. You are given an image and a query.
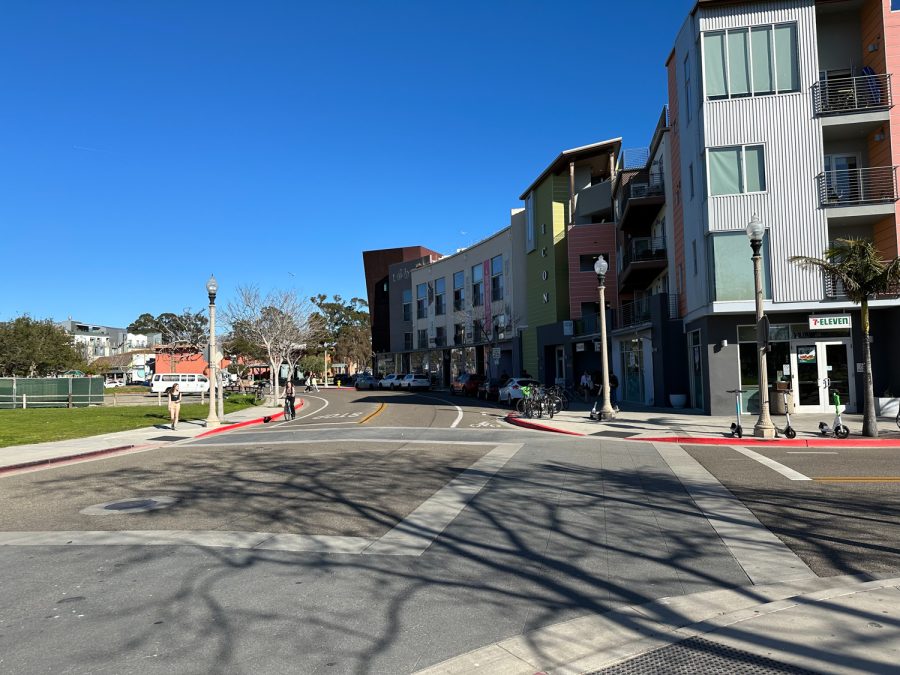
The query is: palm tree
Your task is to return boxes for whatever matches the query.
[791,238,900,436]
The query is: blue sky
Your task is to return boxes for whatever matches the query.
[0,0,693,328]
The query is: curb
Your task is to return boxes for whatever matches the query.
[415,574,900,675]
[195,397,306,438]
[0,444,142,476]
[504,413,587,436]
[1,400,308,476]
[634,434,900,447]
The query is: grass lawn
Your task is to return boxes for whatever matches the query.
[0,394,258,448]
[103,386,153,395]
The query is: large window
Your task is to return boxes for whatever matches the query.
[490,255,504,301]
[454,323,465,346]
[579,253,606,272]
[417,329,428,349]
[435,326,446,347]
[708,144,766,195]
[403,332,412,351]
[402,288,411,321]
[525,192,536,252]
[434,277,445,315]
[703,24,798,99]
[416,283,427,319]
[709,231,772,301]
[453,271,465,311]
[684,54,692,123]
[472,264,484,307]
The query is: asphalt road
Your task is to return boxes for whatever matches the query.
[0,389,852,674]
[681,443,900,577]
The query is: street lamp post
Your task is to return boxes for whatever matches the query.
[747,214,775,439]
[205,274,220,428]
[593,256,616,421]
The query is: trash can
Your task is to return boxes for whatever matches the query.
[770,388,795,415]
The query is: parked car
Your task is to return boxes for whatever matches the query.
[332,373,355,386]
[498,378,542,406]
[378,373,401,390]
[400,373,431,391]
[355,373,377,390]
[450,372,485,397]
[476,378,502,401]
[104,380,125,388]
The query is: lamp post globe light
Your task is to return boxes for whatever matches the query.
[593,255,616,421]
[205,274,220,428]
[746,215,775,439]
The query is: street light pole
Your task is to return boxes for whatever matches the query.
[747,215,775,439]
[594,256,616,421]
[205,274,220,428]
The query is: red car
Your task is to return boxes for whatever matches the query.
[450,373,485,397]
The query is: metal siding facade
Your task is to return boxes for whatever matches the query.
[700,0,826,303]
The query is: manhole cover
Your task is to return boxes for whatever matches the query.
[589,637,822,674]
[80,496,178,515]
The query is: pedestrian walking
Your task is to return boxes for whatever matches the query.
[284,379,296,420]
[167,383,182,430]
[310,373,320,392]
[579,370,593,401]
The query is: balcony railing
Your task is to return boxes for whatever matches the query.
[623,237,666,267]
[812,73,892,116]
[618,297,652,328]
[623,170,665,202]
[817,166,898,207]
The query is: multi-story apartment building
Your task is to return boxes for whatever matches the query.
[668,0,900,416]
[609,109,688,407]
[407,223,526,386]
[379,252,439,376]
[362,245,441,365]
[518,138,621,386]
[57,320,161,362]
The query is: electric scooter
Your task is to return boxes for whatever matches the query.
[727,389,745,438]
[818,387,850,439]
[777,389,796,439]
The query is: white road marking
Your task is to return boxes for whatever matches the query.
[786,451,839,455]
[408,393,464,428]
[731,446,811,481]
[270,395,329,428]
[0,441,523,556]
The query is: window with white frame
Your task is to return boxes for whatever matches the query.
[402,288,411,321]
[453,271,465,311]
[434,277,445,315]
[703,23,799,99]
[471,264,484,307]
[416,283,427,319]
[707,144,766,195]
[490,255,503,301]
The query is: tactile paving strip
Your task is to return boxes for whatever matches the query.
[589,636,822,674]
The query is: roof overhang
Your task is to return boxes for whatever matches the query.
[518,137,622,200]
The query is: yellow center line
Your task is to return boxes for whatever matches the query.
[359,402,386,425]
[815,477,900,483]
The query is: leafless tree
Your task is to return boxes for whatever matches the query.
[224,286,320,404]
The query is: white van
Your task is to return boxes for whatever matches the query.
[150,373,211,395]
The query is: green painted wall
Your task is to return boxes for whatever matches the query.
[523,174,571,376]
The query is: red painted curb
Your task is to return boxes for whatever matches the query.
[504,413,587,436]
[0,444,140,476]
[635,435,900,447]
[195,398,306,438]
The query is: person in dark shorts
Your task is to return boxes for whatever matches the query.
[167,383,182,430]
[284,379,296,420]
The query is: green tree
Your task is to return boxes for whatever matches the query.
[0,316,82,377]
[127,313,161,334]
[791,238,900,437]
[299,354,325,376]
[310,294,371,371]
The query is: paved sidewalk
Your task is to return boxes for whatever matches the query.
[0,402,288,473]
[505,400,900,446]
[418,574,900,674]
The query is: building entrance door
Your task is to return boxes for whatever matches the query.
[791,340,855,413]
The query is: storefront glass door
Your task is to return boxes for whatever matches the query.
[791,340,854,413]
